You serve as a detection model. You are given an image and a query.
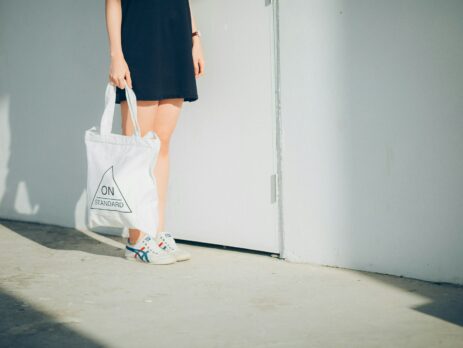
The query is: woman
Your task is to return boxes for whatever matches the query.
[105,0,205,265]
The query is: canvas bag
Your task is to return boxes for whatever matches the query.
[84,83,160,237]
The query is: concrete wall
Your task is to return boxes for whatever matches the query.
[279,0,463,284]
[1,0,462,284]
[0,0,110,231]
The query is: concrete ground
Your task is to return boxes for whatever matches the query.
[0,219,462,348]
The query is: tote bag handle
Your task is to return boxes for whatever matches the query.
[100,82,141,137]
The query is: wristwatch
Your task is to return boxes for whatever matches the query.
[192,30,201,38]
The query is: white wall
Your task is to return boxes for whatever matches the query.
[1,1,462,285]
[0,0,109,231]
[279,0,463,284]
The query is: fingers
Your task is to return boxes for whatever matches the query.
[109,75,125,89]
[109,72,132,89]
[109,75,117,87]
[198,58,205,77]
[109,58,132,88]
[118,76,127,89]
[193,59,199,78]
[125,71,133,89]
[194,59,205,78]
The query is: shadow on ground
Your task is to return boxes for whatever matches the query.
[336,268,463,327]
[1,217,463,329]
[0,289,105,348]
[0,218,124,258]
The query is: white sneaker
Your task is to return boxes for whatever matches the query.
[155,231,191,262]
[124,233,176,265]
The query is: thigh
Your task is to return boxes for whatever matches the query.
[121,100,160,137]
[153,98,184,140]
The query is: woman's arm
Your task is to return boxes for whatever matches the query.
[189,1,205,78]
[105,0,132,88]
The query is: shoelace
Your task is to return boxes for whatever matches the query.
[127,235,166,262]
[157,232,177,251]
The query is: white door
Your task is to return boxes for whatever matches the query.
[166,0,278,253]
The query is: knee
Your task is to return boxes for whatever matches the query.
[156,131,172,156]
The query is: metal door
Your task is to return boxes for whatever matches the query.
[166,0,279,253]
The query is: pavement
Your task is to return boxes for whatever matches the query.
[0,219,462,348]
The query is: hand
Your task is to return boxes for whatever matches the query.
[109,53,132,89]
[192,37,205,78]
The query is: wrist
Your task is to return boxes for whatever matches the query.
[110,50,124,60]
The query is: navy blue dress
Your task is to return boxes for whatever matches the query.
[115,0,198,103]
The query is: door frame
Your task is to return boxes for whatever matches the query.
[269,0,285,258]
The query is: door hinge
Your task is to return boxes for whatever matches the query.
[270,173,277,204]
[265,0,272,6]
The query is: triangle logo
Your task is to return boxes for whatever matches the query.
[90,166,132,213]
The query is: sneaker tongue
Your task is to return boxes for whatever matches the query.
[135,235,151,246]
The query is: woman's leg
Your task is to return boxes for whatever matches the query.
[151,98,184,232]
[121,98,184,244]
[121,100,159,244]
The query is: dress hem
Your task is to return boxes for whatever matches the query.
[116,93,198,104]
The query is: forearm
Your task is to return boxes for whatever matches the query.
[105,0,123,58]
[189,1,198,32]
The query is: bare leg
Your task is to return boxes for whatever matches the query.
[121,100,159,244]
[121,98,183,244]
[151,98,184,232]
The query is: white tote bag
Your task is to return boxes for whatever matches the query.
[84,83,160,237]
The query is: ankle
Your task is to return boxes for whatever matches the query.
[128,230,145,245]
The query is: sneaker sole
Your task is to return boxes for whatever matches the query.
[124,255,177,265]
[175,254,191,262]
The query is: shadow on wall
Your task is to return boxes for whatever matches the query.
[338,1,463,284]
[280,0,463,285]
[0,1,111,229]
